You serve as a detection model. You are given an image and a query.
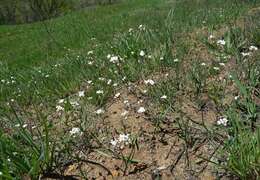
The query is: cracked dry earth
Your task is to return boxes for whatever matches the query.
[63,80,225,180]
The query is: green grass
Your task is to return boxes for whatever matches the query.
[0,0,259,179]
[0,0,256,105]
[0,0,167,69]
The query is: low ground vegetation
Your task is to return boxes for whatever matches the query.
[0,0,259,179]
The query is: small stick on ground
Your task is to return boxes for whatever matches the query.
[77,158,112,176]
[170,145,185,173]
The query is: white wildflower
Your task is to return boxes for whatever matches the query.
[87,50,93,55]
[70,101,79,107]
[118,134,130,143]
[209,35,214,39]
[137,99,143,104]
[113,83,118,87]
[219,63,225,66]
[123,100,130,106]
[173,58,179,62]
[98,77,105,81]
[213,67,220,71]
[107,54,111,59]
[78,91,85,97]
[142,89,147,94]
[58,99,64,104]
[137,107,146,113]
[241,52,251,57]
[234,96,239,100]
[88,61,94,65]
[161,95,167,99]
[107,79,112,85]
[114,92,121,99]
[249,45,258,51]
[96,90,104,94]
[217,117,228,126]
[22,124,28,128]
[140,50,145,57]
[54,63,60,67]
[201,62,206,66]
[217,39,226,45]
[110,139,118,146]
[138,24,145,31]
[144,79,155,85]
[110,56,119,63]
[128,28,133,33]
[56,105,64,112]
[121,110,129,117]
[70,127,81,136]
[96,108,105,114]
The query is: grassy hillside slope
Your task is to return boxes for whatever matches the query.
[0,0,259,179]
[0,0,167,69]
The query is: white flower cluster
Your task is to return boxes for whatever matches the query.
[138,24,146,31]
[96,108,105,114]
[137,107,146,113]
[69,127,82,136]
[217,39,226,46]
[110,133,131,147]
[241,52,251,57]
[114,92,121,99]
[140,50,145,57]
[108,55,120,64]
[249,45,258,51]
[217,117,228,126]
[78,90,85,97]
[173,58,179,62]
[160,95,167,99]
[144,79,155,85]
[56,105,64,112]
[70,101,79,107]
[209,34,214,39]
[239,45,258,59]
[96,90,104,94]
[213,67,220,71]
